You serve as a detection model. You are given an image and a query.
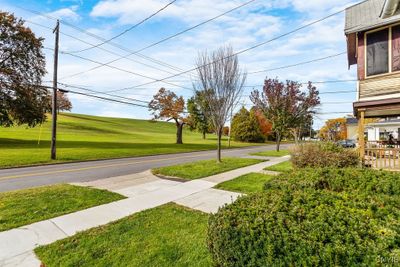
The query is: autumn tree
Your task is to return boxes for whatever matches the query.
[194,45,246,162]
[57,91,72,113]
[0,12,49,127]
[252,108,272,137]
[231,107,264,143]
[251,78,319,151]
[289,82,320,143]
[319,118,347,141]
[187,91,210,139]
[149,88,185,144]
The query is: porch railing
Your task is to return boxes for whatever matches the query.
[365,148,400,170]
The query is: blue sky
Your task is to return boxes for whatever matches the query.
[1,0,359,128]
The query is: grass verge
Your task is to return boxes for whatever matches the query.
[35,203,211,267]
[152,157,265,180]
[264,160,292,173]
[214,172,273,194]
[250,149,289,157]
[0,184,124,232]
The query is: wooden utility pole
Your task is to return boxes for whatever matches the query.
[358,109,366,163]
[51,20,60,160]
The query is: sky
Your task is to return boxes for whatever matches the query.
[1,0,360,129]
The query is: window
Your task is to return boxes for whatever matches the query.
[392,25,400,71]
[366,29,389,76]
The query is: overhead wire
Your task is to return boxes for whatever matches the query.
[105,8,347,93]
[69,0,178,53]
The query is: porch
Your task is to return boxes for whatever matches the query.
[354,98,400,170]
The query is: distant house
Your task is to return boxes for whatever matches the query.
[346,116,400,141]
[345,0,400,168]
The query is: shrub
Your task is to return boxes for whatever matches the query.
[290,142,358,168]
[208,168,400,266]
[208,189,399,266]
[264,167,400,196]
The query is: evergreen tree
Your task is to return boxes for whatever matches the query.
[231,107,264,143]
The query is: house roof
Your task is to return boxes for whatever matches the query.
[346,117,359,124]
[345,0,400,34]
[368,118,400,126]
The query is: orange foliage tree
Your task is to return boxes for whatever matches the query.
[319,118,347,141]
[148,88,185,144]
[253,108,272,137]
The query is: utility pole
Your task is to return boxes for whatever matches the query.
[228,106,234,147]
[51,20,59,160]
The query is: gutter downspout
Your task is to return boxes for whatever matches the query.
[380,0,400,19]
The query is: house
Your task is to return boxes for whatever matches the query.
[345,0,400,168]
[346,116,400,141]
[346,117,359,140]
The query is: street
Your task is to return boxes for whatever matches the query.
[0,144,286,192]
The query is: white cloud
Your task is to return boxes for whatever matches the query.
[47,6,81,22]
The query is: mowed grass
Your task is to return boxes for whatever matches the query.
[264,160,293,173]
[251,149,290,157]
[152,157,265,180]
[0,113,259,168]
[35,203,212,267]
[215,172,274,194]
[0,184,124,231]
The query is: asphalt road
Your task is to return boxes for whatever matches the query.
[0,144,287,192]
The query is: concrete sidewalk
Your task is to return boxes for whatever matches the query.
[0,156,289,266]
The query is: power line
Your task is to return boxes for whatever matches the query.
[69,0,177,53]
[43,46,193,91]
[56,0,258,79]
[16,5,186,74]
[58,82,151,104]
[26,19,180,76]
[106,8,346,93]
[247,52,347,75]
[242,79,357,88]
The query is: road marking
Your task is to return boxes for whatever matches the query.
[0,152,216,181]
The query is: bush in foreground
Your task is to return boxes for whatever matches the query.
[290,142,358,168]
[264,167,400,196]
[208,190,398,266]
[208,168,400,266]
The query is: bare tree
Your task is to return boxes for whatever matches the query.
[194,45,246,162]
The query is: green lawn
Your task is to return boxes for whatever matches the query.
[264,160,293,173]
[152,157,265,180]
[0,184,124,231]
[0,113,259,168]
[214,172,273,194]
[35,203,211,267]
[250,149,290,157]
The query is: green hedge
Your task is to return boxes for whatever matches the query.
[208,168,400,266]
[264,168,400,196]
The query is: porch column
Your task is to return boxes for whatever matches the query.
[358,110,365,160]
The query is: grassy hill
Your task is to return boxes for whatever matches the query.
[0,113,257,168]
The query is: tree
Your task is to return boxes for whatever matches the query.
[187,91,210,139]
[194,45,246,162]
[57,91,72,113]
[231,107,264,143]
[288,82,320,144]
[251,78,319,151]
[0,12,49,127]
[148,88,185,144]
[319,118,347,141]
[252,108,272,137]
